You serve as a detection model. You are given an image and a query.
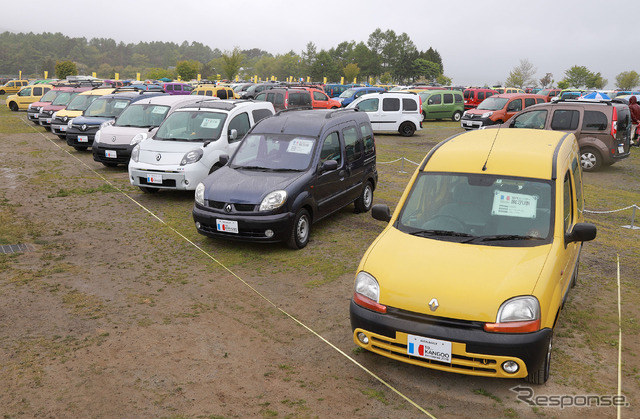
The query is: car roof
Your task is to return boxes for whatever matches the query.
[423,129,574,180]
[490,93,546,99]
[251,109,366,138]
[176,99,264,111]
[127,95,205,107]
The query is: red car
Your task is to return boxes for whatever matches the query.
[37,86,94,129]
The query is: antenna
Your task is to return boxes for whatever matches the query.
[482,126,500,171]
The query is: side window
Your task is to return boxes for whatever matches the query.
[582,110,608,131]
[382,97,400,111]
[524,98,536,107]
[175,85,182,92]
[205,90,212,96]
[255,92,266,101]
[19,87,31,96]
[571,158,584,214]
[184,85,193,92]
[507,99,522,112]
[464,90,471,99]
[217,89,228,99]
[429,95,442,105]
[343,125,362,163]
[252,108,273,123]
[512,109,547,129]
[166,84,174,91]
[313,91,326,101]
[563,171,573,233]
[34,87,42,96]
[536,98,545,104]
[487,92,494,97]
[478,92,485,101]
[319,132,341,166]
[360,123,375,156]
[355,98,378,112]
[274,93,284,106]
[455,94,463,103]
[551,110,580,130]
[402,98,418,111]
[443,93,454,104]
[228,112,251,142]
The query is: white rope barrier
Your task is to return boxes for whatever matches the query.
[585,205,640,230]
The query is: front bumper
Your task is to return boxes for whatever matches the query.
[129,163,208,191]
[66,127,99,148]
[193,203,295,243]
[350,299,551,379]
[27,110,41,122]
[460,116,495,130]
[93,143,134,165]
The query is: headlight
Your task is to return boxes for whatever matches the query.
[52,111,58,119]
[195,182,205,206]
[496,296,540,323]
[259,190,287,211]
[28,104,32,110]
[94,130,101,144]
[100,120,114,129]
[130,132,147,146]
[67,119,74,128]
[354,271,379,302]
[481,111,493,118]
[131,144,140,162]
[180,149,203,166]
[484,296,541,333]
[463,110,467,116]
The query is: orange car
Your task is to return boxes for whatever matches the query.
[460,93,546,129]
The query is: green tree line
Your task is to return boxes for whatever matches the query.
[0,29,446,84]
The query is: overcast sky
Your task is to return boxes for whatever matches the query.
[3,0,639,88]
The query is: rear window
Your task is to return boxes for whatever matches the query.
[444,93,453,104]
[252,108,273,123]
[360,123,375,155]
[455,94,463,104]
[582,110,608,131]
[524,98,537,107]
[402,98,418,111]
[551,110,580,131]
[383,98,400,111]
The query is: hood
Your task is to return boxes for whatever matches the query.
[73,115,113,126]
[361,227,552,322]
[100,126,150,145]
[630,96,638,105]
[204,166,301,205]
[137,138,200,165]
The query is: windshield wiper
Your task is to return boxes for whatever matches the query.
[235,165,270,171]
[408,229,473,238]
[462,234,545,243]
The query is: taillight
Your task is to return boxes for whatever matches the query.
[611,106,618,137]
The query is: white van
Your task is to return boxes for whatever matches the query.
[347,91,422,136]
[128,100,275,193]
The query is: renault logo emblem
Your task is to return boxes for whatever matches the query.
[111,136,116,142]
[155,153,162,161]
[81,124,87,131]
[428,298,439,312]
[224,204,232,213]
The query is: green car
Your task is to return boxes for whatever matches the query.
[419,89,464,122]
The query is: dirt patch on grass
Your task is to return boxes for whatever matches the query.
[1,109,639,418]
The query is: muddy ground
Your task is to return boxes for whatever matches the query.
[1,107,639,418]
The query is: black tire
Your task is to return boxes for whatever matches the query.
[73,146,88,151]
[399,121,415,137]
[56,135,66,140]
[580,147,601,172]
[287,208,311,249]
[354,182,374,213]
[139,186,159,194]
[571,261,579,288]
[525,332,552,385]
[0,90,5,95]
[8,102,18,112]
[452,111,462,122]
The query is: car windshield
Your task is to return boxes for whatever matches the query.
[40,90,59,102]
[51,92,78,106]
[339,89,357,98]
[155,110,227,142]
[115,104,170,128]
[66,95,99,111]
[477,97,509,111]
[84,98,131,117]
[396,172,553,246]
[230,133,316,171]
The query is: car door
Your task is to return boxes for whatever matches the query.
[354,97,381,130]
[313,131,347,218]
[312,90,330,109]
[505,98,523,121]
[17,87,33,108]
[378,96,401,130]
[426,93,442,119]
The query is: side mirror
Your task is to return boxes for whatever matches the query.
[566,222,597,244]
[371,204,391,222]
[229,129,238,141]
[321,159,338,172]
[218,154,230,166]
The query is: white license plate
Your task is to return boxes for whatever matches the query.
[78,135,89,142]
[407,334,452,363]
[46,118,52,123]
[464,121,473,126]
[618,145,624,153]
[105,150,117,158]
[58,125,67,132]
[147,174,162,184]
[216,219,238,234]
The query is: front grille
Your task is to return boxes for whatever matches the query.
[198,222,265,238]
[206,201,256,212]
[387,307,485,331]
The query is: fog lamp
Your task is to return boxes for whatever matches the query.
[195,222,201,229]
[357,332,369,345]
[265,229,274,238]
[502,361,519,374]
